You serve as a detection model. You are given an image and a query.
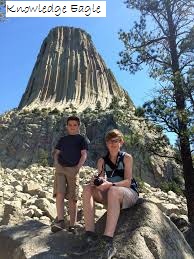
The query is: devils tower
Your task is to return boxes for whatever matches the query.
[18,26,131,111]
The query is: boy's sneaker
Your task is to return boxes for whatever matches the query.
[72,232,98,255]
[98,240,117,259]
[68,226,76,234]
[51,219,65,233]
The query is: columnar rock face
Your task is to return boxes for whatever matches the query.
[18,26,131,111]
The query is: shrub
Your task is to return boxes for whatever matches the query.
[31,108,43,116]
[160,181,183,196]
[38,148,49,166]
[135,177,145,193]
[135,106,145,117]
[48,108,61,115]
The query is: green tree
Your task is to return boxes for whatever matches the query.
[109,96,120,109]
[95,100,102,111]
[135,106,145,117]
[38,148,49,166]
[118,0,194,224]
[69,103,77,114]
[185,68,194,112]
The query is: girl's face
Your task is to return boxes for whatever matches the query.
[106,137,123,152]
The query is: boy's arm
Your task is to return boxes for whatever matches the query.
[77,149,87,170]
[53,149,60,165]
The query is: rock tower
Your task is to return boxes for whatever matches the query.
[18,26,131,111]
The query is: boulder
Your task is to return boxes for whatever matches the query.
[0,203,25,225]
[23,181,42,195]
[34,198,56,220]
[158,203,180,216]
[0,201,193,259]
[95,200,194,259]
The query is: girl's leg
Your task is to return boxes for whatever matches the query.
[83,184,107,232]
[103,187,124,237]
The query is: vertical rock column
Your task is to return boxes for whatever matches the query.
[19,26,130,111]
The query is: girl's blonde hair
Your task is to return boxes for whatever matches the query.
[105,129,124,142]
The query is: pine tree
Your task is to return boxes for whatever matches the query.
[119,0,194,224]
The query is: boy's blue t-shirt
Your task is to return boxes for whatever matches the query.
[55,134,88,167]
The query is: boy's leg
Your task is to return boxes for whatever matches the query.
[51,192,66,232]
[56,192,65,220]
[52,167,67,232]
[68,198,77,227]
[64,166,80,227]
[53,164,67,220]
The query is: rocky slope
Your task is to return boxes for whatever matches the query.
[18,26,132,112]
[0,108,181,187]
[1,202,193,259]
[0,164,193,258]
[0,165,188,229]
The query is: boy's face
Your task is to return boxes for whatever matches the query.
[66,120,80,135]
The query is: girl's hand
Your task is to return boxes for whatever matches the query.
[89,176,96,186]
[89,176,103,186]
[96,180,112,191]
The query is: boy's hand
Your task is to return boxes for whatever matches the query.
[54,159,59,167]
[75,165,81,172]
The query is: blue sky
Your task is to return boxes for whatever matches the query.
[0,1,157,113]
[1,1,176,143]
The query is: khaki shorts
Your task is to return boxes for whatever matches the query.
[121,187,139,209]
[101,187,138,210]
[53,163,79,201]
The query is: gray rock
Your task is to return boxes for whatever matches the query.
[23,181,42,195]
[158,203,180,216]
[23,208,34,218]
[0,203,25,225]
[170,213,190,232]
[96,200,193,259]
[34,198,56,220]
[0,201,193,259]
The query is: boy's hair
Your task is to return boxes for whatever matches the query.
[67,116,80,126]
[105,129,124,142]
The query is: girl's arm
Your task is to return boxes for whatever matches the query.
[97,158,105,177]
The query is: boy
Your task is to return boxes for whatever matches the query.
[51,115,88,233]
